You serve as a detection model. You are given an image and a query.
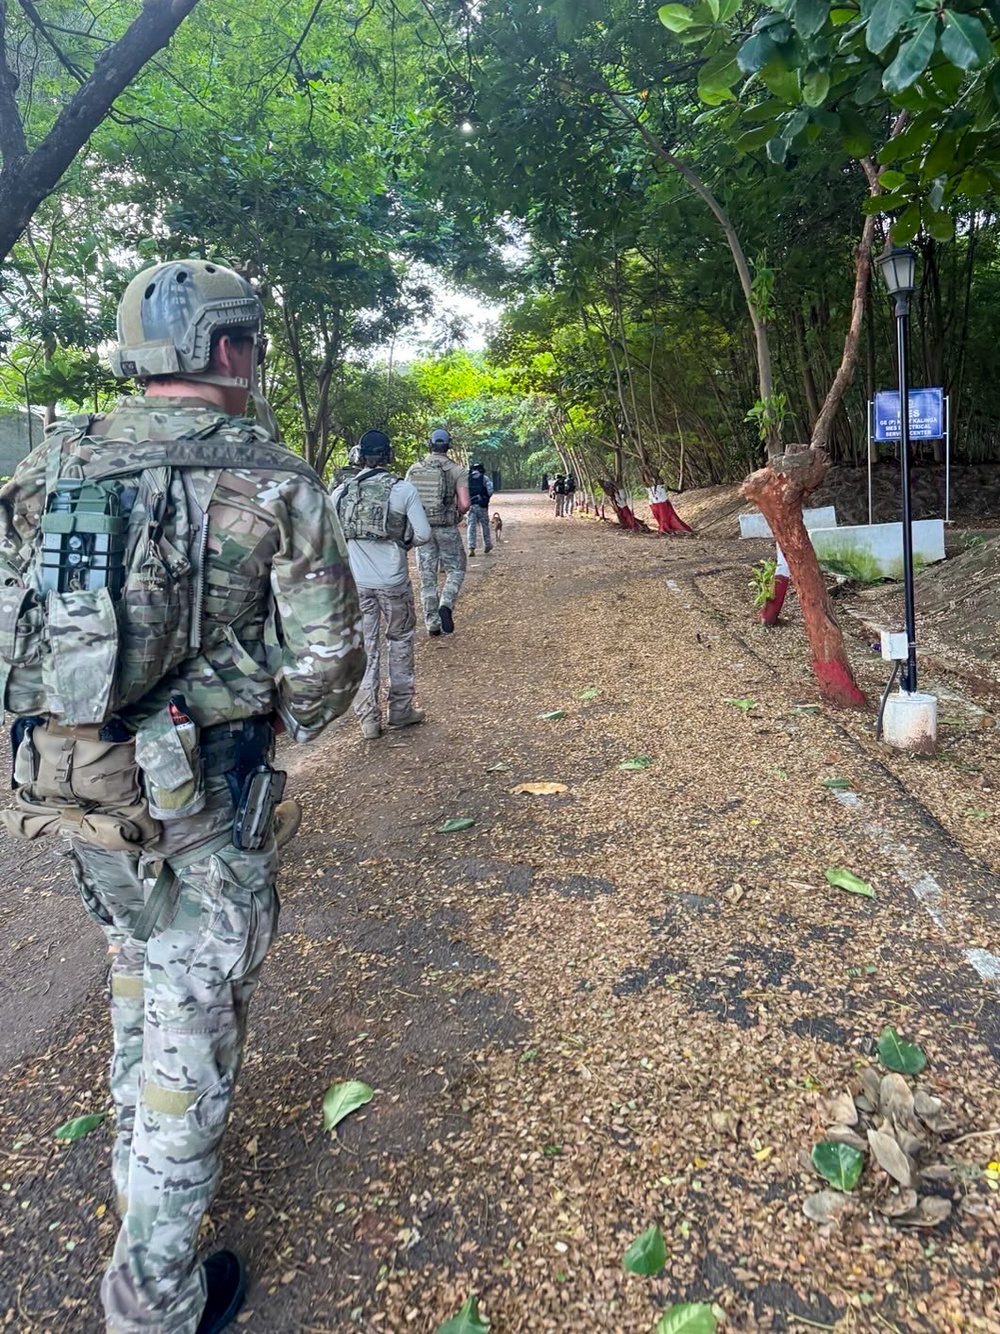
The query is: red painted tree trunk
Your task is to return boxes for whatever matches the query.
[650,500,694,534]
[759,574,790,625]
[741,447,865,708]
[600,480,651,532]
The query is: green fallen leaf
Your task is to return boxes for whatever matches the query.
[772,767,789,779]
[54,1113,105,1142]
[791,703,821,714]
[484,761,509,772]
[619,755,654,771]
[825,867,875,898]
[876,1025,927,1074]
[437,818,475,833]
[723,697,757,712]
[811,1140,864,1192]
[623,1223,667,1276]
[537,710,566,720]
[822,777,853,790]
[322,1080,374,1132]
[579,687,602,700]
[654,1304,718,1334]
[436,1294,490,1334]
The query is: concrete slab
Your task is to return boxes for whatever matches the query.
[739,506,837,539]
[811,519,946,581]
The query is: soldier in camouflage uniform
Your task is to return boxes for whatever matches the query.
[330,429,431,739]
[0,261,364,1334]
[404,428,470,636]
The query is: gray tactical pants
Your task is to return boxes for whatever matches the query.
[68,782,279,1334]
[416,525,467,632]
[354,584,417,725]
[466,504,491,553]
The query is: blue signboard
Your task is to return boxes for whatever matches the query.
[873,388,945,441]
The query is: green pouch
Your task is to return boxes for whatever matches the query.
[134,706,205,821]
[44,588,118,724]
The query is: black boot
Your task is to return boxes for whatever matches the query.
[196,1251,248,1334]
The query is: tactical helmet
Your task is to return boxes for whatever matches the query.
[429,427,452,451]
[470,460,484,471]
[110,259,263,382]
[358,429,392,465]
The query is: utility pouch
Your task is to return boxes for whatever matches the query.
[0,718,160,849]
[10,715,44,788]
[134,704,205,821]
[232,764,286,852]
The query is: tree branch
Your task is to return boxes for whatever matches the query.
[601,87,777,452]
[16,0,87,83]
[0,0,200,261]
[0,1,28,164]
[810,114,909,452]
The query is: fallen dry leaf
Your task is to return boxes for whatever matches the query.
[868,1128,915,1187]
[877,1187,918,1217]
[913,1088,948,1132]
[879,1073,919,1134]
[825,1125,868,1153]
[823,1092,858,1127]
[859,1068,882,1105]
[803,1190,852,1225]
[897,1195,953,1228]
[512,782,569,796]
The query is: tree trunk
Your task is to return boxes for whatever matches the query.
[810,209,877,453]
[0,0,201,261]
[599,478,649,531]
[602,91,778,456]
[741,447,865,708]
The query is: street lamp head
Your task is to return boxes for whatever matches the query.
[876,242,917,299]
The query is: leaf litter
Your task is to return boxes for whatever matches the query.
[7,495,1000,1332]
[803,1041,963,1230]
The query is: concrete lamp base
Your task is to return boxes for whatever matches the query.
[882,689,938,757]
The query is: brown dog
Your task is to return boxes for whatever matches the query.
[490,511,503,541]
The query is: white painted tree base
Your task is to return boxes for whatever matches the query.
[882,689,938,756]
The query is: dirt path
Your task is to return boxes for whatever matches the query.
[1,492,999,1333]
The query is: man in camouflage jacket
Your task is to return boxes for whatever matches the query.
[0,261,364,1334]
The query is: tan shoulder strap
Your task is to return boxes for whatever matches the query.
[81,433,322,487]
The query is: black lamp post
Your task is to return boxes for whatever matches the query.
[875,242,919,694]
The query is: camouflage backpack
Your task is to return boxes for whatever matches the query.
[0,415,318,727]
[335,469,408,543]
[407,455,453,527]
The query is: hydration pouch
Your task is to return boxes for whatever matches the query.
[232,764,286,851]
[134,704,206,821]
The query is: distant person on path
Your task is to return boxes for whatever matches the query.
[466,459,494,555]
[332,429,431,738]
[553,473,567,517]
[565,471,577,515]
[405,428,470,636]
[0,259,365,1334]
[541,472,549,492]
[647,481,694,534]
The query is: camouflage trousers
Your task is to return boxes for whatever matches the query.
[354,584,417,725]
[68,779,279,1333]
[466,504,491,553]
[416,525,467,632]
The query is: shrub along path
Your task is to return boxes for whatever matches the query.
[1,491,999,1332]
